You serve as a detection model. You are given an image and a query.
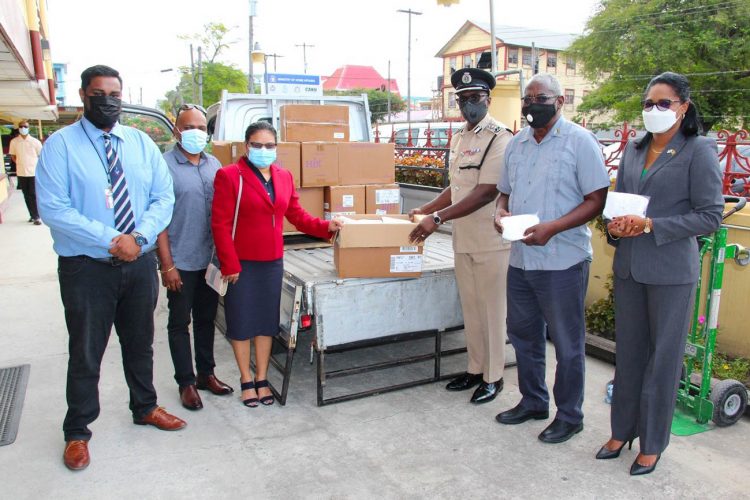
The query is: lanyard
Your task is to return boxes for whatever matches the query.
[80,121,120,186]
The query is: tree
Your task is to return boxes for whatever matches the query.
[178,22,236,64]
[324,88,407,124]
[569,0,750,131]
[158,62,248,116]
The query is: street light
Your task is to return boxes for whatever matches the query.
[251,42,267,93]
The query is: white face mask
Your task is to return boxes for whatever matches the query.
[642,108,678,134]
[19,127,29,136]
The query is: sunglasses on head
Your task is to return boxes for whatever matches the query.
[642,99,681,112]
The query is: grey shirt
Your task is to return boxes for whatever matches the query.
[498,116,610,271]
[163,146,222,271]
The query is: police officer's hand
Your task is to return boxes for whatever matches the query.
[409,217,437,244]
[494,208,511,234]
[161,268,182,292]
[522,221,559,246]
[408,207,424,222]
[109,234,140,261]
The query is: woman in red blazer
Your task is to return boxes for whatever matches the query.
[212,122,342,407]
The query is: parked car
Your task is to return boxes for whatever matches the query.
[374,122,461,148]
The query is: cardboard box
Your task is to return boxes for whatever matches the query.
[366,184,401,215]
[283,187,325,233]
[280,104,349,142]
[334,214,424,279]
[301,142,339,187]
[211,141,246,166]
[338,142,396,185]
[275,142,301,188]
[324,185,365,220]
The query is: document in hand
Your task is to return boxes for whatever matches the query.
[500,214,540,241]
[603,192,650,219]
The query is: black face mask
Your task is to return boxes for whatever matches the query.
[522,103,558,129]
[84,95,122,129]
[459,101,488,125]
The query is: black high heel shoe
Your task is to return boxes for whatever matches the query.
[240,380,258,408]
[255,380,275,406]
[630,454,660,476]
[595,439,634,459]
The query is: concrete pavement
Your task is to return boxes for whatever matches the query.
[1,192,749,499]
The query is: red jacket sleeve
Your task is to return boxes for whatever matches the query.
[211,167,242,275]
[285,183,333,240]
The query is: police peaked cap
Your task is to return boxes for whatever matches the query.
[451,68,496,94]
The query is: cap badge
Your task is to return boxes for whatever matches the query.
[461,72,472,84]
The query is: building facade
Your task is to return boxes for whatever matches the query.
[435,21,594,122]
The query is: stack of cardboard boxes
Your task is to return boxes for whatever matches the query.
[210,105,424,278]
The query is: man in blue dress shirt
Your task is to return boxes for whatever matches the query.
[493,74,609,444]
[36,65,185,471]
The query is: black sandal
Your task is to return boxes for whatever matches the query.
[255,380,275,406]
[240,380,258,408]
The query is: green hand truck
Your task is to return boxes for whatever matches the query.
[677,195,749,427]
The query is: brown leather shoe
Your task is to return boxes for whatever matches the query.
[63,440,90,471]
[133,407,187,431]
[179,384,203,410]
[196,373,234,395]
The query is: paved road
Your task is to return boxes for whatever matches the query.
[1,192,749,499]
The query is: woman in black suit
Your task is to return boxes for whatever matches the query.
[596,72,724,475]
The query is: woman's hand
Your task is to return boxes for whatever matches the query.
[161,268,183,292]
[610,215,649,238]
[328,217,344,232]
[222,273,240,284]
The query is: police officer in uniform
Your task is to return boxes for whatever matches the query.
[409,68,512,404]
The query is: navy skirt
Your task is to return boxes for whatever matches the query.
[224,259,283,341]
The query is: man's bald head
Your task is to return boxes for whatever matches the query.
[175,107,207,133]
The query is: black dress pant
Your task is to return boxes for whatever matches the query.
[17,176,39,220]
[166,269,219,387]
[58,253,159,441]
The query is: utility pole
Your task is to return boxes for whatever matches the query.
[197,46,204,107]
[387,60,392,123]
[295,43,315,74]
[489,0,497,73]
[532,42,539,75]
[248,0,257,93]
[189,44,197,103]
[397,8,422,135]
[267,53,284,72]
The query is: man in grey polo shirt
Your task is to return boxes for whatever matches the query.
[156,105,233,410]
[493,74,609,444]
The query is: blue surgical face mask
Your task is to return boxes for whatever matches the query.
[178,128,208,154]
[248,147,276,168]
[19,127,29,136]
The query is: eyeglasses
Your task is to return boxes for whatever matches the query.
[249,142,277,150]
[521,95,559,105]
[642,99,680,111]
[456,94,488,105]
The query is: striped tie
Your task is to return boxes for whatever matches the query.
[103,133,135,234]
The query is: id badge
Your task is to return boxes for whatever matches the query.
[104,186,114,209]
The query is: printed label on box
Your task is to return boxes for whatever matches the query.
[376,189,400,205]
[325,211,355,220]
[390,254,423,273]
[375,209,387,215]
[324,202,330,209]
[400,246,419,253]
[333,132,345,139]
[342,195,354,208]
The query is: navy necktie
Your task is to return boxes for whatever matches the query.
[103,133,135,234]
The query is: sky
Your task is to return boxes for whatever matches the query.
[47,0,601,109]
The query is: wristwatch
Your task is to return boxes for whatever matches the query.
[432,212,443,225]
[131,231,148,246]
[643,218,652,234]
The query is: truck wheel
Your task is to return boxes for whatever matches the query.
[710,379,748,427]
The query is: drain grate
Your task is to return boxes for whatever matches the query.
[0,364,30,446]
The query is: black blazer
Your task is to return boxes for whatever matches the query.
[610,132,724,285]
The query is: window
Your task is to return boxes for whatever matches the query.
[566,55,576,75]
[120,112,175,153]
[508,48,518,66]
[546,51,557,72]
[564,89,575,110]
[522,49,531,67]
[395,128,419,146]
[475,52,483,68]
[449,57,457,73]
[448,92,456,109]
[463,54,472,68]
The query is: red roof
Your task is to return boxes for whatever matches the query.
[323,65,400,94]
